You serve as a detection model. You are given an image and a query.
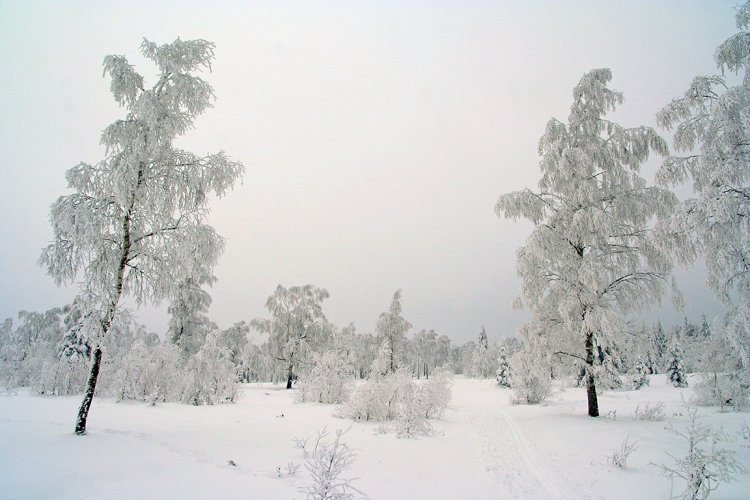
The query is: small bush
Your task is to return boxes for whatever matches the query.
[297,351,354,404]
[301,427,364,500]
[694,371,748,411]
[740,421,749,447]
[341,366,452,439]
[392,383,433,439]
[180,332,237,405]
[629,358,650,390]
[634,401,665,421]
[607,436,637,469]
[105,340,182,404]
[653,405,747,500]
[343,375,399,422]
[36,355,88,396]
[420,370,453,419]
[510,349,551,405]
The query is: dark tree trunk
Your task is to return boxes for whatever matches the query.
[585,329,599,417]
[389,336,395,374]
[74,164,142,435]
[286,364,293,389]
[75,347,103,435]
[74,299,122,435]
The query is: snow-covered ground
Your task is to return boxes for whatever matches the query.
[1,375,748,499]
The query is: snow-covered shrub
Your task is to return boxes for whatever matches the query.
[342,346,452,434]
[510,348,551,405]
[470,326,496,378]
[392,382,432,438]
[104,339,181,404]
[369,341,391,379]
[495,346,512,388]
[347,374,439,439]
[297,350,354,404]
[301,427,363,500]
[36,353,88,395]
[273,462,301,478]
[665,339,688,388]
[654,406,747,500]
[343,376,393,422]
[353,370,452,438]
[36,307,91,395]
[419,370,453,418]
[607,436,637,469]
[167,277,216,359]
[595,348,623,392]
[181,332,238,405]
[629,358,650,390]
[694,332,749,410]
[740,421,749,447]
[694,371,748,411]
[0,309,68,390]
[341,343,398,421]
[344,368,410,422]
[634,401,665,421]
[572,363,587,388]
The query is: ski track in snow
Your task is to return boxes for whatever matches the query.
[98,427,280,477]
[466,390,577,499]
[102,428,217,467]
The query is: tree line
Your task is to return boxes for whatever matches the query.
[0,1,747,434]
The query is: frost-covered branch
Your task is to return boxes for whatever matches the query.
[497,68,675,417]
[39,38,244,434]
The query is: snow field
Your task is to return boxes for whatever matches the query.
[1,375,748,499]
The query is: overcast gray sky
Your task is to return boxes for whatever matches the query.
[0,0,738,344]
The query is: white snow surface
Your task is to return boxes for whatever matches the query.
[1,376,748,499]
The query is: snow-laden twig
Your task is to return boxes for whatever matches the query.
[634,401,665,421]
[301,427,367,500]
[607,435,637,469]
[652,404,747,499]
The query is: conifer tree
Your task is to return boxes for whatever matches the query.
[629,357,650,390]
[666,338,688,388]
[596,346,623,391]
[496,346,512,388]
[652,321,668,372]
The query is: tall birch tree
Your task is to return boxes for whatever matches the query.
[39,38,244,434]
[251,284,330,389]
[167,276,217,357]
[496,69,676,417]
[375,289,412,373]
[656,1,750,376]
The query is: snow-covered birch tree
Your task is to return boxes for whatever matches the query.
[251,284,330,389]
[167,276,217,357]
[471,326,496,378]
[38,38,244,435]
[375,290,412,374]
[496,69,676,417]
[656,1,750,381]
[411,329,437,378]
